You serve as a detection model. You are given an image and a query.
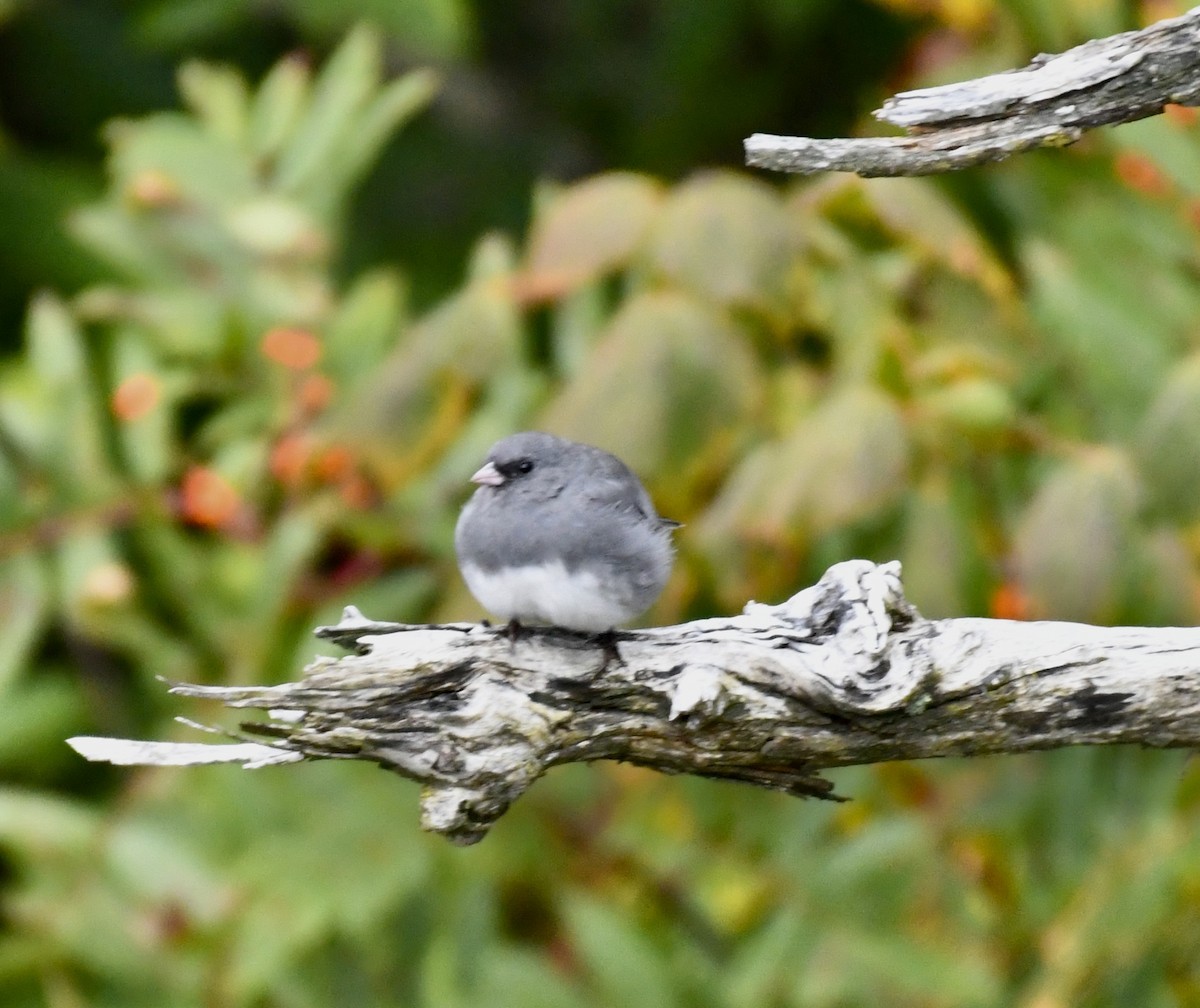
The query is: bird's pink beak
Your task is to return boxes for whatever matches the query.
[470,461,505,486]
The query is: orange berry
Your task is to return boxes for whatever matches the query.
[1164,103,1198,128]
[314,445,354,484]
[261,326,321,370]
[990,581,1032,621]
[1114,150,1172,197]
[338,472,376,510]
[111,373,161,421]
[126,169,181,208]
[269,433,313,487]
[297,373,334,414]
[180,466,241,529]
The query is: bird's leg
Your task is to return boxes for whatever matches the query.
[505,618,525,645]
[593,628,625,668]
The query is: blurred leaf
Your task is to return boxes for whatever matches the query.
[541,289,761,490]
[564,895,680,1008]
[0,787,100,859]
[916,374,1012,441]
[248,506,325,646]
[1129,527,1200,627]
[177,60,250,148]
[0,549,50,698]
[224,195,324,257]
[1136,352,1200,522]
[106,112,256,212]
[651,171,791,307]
[863,176,1016,302]
[347,269,521,483]
[474,947,588,1008]
[0,364,61,470]
[313,68,440,217]
[292,0,470,59]
[134,0,249,49]
[521,172,664,299]
[213,766,431,1002]
[763,385,911,537]
[2,305,115,494]
[249,52,311,164]
[52,529,128,629]
[69,204,181,284]
[26,290,86,387]
[797,925,998,1006]
[323,266,406,387]
[1013,449,1140,623]
[0,676,82,777]
[899,474,975,619]
[273,24,383,202]
[109,332,172,484]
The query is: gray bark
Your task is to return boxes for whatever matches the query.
[745,6,1200,177]
[70,560,1200,845]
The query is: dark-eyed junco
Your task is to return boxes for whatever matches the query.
[455,431,679,632]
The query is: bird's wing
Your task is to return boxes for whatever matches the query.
[579,454,663,523]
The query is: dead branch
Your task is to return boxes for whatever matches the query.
[69,560,1200,845]
[745,6,1200,176]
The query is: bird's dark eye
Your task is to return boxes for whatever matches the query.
[497,457,535,479]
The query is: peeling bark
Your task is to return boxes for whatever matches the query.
[745,7,1200,176]
[69,561,1200,845]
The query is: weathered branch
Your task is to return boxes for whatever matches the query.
[745,6,1200,176]
[69,560,1200,845]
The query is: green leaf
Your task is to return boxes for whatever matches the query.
[522,172,664,298]
[899,475,974,619]
[474,947,588,1008]
[293,0,470,59]
[212,766,431,1002]
[0,678,85,775]
[563,895,680,1008]
[177,60,251,148]
[69,206,179,284]
[1129,528,1200,627]
[273,24,382,203]
[0,549,51,698]
[313,68,439,216]
[0,787,100,859]
[1022,219,1187,436]
[651,170,791,307]
[249,52,311,163]
[1013,449,1140,623]
[1135,352,1200,522]
[109,331,172,484]
[763,385,911,537]
[324,267,406,386]
[540,289,761,492]
[26,291,86,387]
[106,112,256,212]
[224,195,324,257]
[345,276,521,480]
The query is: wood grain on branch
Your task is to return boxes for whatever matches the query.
[69,561,1200,845]
[745,6,1200,177]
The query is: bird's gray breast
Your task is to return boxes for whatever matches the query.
[455,486,673,605]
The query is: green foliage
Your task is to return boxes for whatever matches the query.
[3,5,1200,1006]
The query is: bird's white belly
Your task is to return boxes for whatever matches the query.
[460,560,634,631]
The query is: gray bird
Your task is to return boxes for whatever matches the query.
[455,431,679,632]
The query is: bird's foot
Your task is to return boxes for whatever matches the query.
[505,618,526,646]
[593,628,626,669]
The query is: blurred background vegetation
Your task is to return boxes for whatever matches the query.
[2,0,1200,1004]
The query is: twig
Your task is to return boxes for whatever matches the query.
[745,6,1200,176]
